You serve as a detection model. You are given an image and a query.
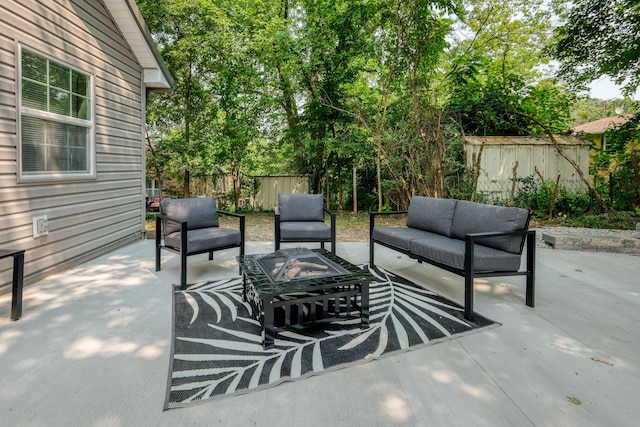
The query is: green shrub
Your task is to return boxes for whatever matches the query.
[554,188,592,217]
[565,211,639,229]
[513,176,595,218]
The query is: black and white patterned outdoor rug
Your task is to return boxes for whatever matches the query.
[165,265,498,409]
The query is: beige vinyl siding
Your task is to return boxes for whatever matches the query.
[0,0,147,291]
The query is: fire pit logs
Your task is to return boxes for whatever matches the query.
[271,259,330,279]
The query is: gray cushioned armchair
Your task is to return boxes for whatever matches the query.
[155,197,245,289]
[274,193,336,254]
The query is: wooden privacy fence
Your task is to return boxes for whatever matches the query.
[254,175,310,210]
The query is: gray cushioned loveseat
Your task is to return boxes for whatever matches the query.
[369,196,535,319]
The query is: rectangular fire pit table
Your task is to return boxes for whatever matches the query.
[237,248,372,349]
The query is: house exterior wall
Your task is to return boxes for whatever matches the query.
[0,0,147,291]
[465,136,591,201]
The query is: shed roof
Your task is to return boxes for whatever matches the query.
[464,135,591,146]
[573,115,630,134]
[103,0,174,92]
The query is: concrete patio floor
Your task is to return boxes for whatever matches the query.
[1,240,639,426]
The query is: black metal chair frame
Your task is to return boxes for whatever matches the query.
[155,211,245,289]
[274,207,336,254]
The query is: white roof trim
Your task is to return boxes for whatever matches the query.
[102,0,174,91]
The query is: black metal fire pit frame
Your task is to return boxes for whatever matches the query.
[238,249,373,349]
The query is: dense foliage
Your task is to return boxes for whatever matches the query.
[137,0,639,218]
[552,0,640,97]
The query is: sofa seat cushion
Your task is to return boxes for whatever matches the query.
[165,228,241,254]
[451,201,529,254]
[410,238,522,272]
[279,221,331,240]
[372,226,440,251]
[406,196,457,237]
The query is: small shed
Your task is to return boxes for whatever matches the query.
[254,175,309,210]
[465,135,591,201]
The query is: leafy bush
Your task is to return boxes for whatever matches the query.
[554,188,592,217]
[564,211,639,229]
[513,176,594,218]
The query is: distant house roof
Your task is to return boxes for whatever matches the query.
[573,115,631,135]
[103,0,174,91]
[464,135,590,146]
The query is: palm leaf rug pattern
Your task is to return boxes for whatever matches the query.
[165,266,497,409]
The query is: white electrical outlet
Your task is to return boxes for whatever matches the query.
[33,215,49,237]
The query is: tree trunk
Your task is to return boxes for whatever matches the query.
[337,168,343,211]
[509,161,519,207]
[470,141,485,202]
[629,141,640,206]
[376,135,383,211]
[232,165,241,211]
[183,170,190,198]
[182,64,192,198]
[145,132,165,200]
[275,0,302,170]
[352,163,358,215]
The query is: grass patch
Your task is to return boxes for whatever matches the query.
[147,210,639,242]
[146,211,405,242]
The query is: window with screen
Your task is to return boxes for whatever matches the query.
[19,48,94,179]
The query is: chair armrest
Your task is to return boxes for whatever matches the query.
[155,212,188,225]
[370,211,408,217]
[155,214,163,244]
[465,229,535,256]
[323,208,336,222]
[369,211,408,236]
[155,212,189,252]
[155,212,185,224]
[218,210,244,219]
[156,212,188,239]
[218,211,246,235]
[323,208,336,240]
[465,229,534,240]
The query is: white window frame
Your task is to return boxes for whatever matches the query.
[17,44,96,182]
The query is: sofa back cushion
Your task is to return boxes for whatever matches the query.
[451,201,530,253]
[407,196,457,237]
[161,198,219,234]
[406,196,458,237]
[278,194,324,222]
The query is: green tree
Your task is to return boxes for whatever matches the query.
[331,0,462,210]
[552,0,640,97]
[138,0,220,197]
[571,97,640,126]
[204,1,270,209]
[294,0,377,194]
[136,0,599,214]
[444,0,596,205]
[600,115,640,209]
[383,0,462,205]
[446,0,569,136]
